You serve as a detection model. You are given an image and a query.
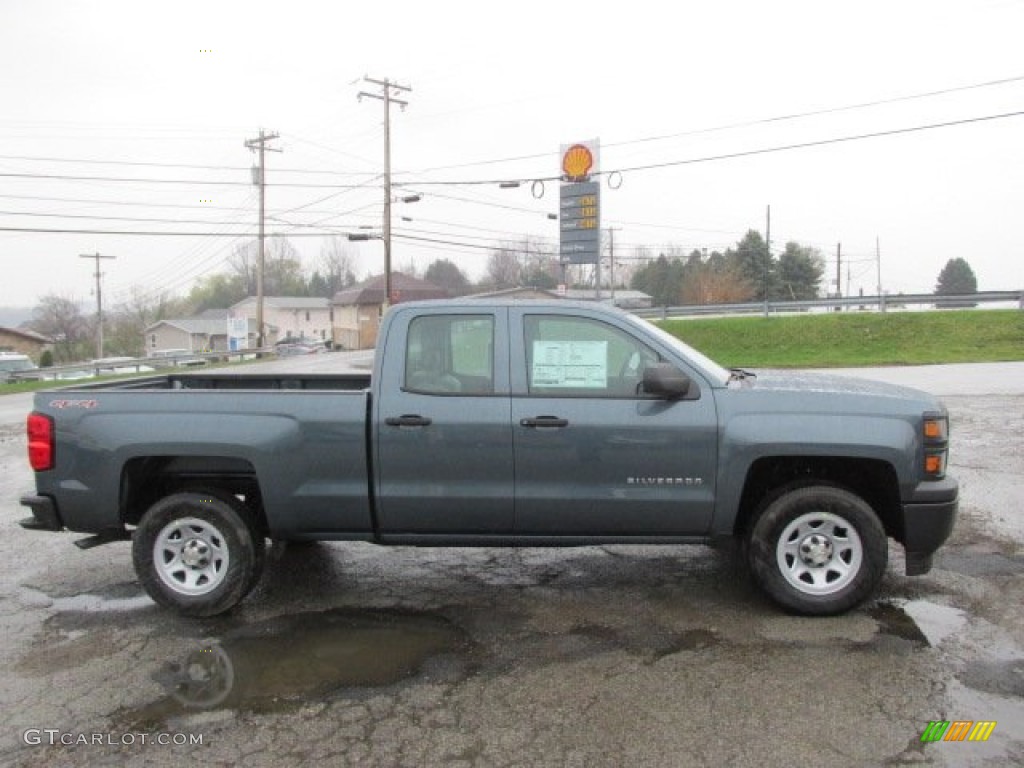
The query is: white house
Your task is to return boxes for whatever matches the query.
[230,296,333,343]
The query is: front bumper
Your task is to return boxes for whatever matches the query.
[900,477,958,576]
[19,495,64,532]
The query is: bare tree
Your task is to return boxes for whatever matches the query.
[30,295,92,362]
[485,242,523,288]
[229,237,305,296]
[106,287,185,357]
[319,236,357,296]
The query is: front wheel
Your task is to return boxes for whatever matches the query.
[133,492,261,617]
[747,485,888,615]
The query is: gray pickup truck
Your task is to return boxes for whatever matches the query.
[20,300,957,617]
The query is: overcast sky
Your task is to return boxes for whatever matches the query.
[1,0,1022,311]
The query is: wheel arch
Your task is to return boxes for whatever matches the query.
[733,456,901,540]
[120,455,266,535]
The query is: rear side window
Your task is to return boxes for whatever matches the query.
[524,315,659,398]
[405,315,494,395]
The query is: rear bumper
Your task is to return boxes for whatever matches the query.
[900,477,958,576]
[19,495,64,532]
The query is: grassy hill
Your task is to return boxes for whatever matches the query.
[656,309,1024,368]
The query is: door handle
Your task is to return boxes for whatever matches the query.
[520,416,569,428]
[385,415,433,427]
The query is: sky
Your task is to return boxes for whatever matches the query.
[1,0,1023,313]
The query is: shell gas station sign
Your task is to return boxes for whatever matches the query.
[559,139,600,265]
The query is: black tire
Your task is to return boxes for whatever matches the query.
[747,485,888,616]
[132,491,261,617]
[191,488,266,599]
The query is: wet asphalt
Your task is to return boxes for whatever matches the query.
[0,359,1021,767]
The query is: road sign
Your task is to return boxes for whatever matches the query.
[559,181,600,264]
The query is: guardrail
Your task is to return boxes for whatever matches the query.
[632,290,1024,320]
[6,347,276,384]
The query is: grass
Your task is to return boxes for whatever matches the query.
[656,309,1024,368]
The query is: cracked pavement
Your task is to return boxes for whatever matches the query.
[0,362,1021,767]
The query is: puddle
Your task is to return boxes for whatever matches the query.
[901,600,968,647]
[870,602,930,648]
[118,609,470,727]
[871,600,967,649]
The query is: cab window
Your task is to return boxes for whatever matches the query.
[405,315,494,395]
[523,315,660,397]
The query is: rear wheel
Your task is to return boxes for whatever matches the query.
[747,485,887,615]
[133,491,262,617]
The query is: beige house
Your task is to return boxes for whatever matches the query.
[230,296,333,343]
[0,326,51,361]
[145,309,258,353]
[331,273,449,350]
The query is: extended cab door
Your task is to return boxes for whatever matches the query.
[374,307,514,535]
[509,308,717,536]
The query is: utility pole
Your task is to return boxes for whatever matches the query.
[836,242,842,312]
[764,205,771,318]
[358,76,411,309]
[79,252,116,359]
[607,227,621,306]
[876,236,885,313]
[244,129,281,349]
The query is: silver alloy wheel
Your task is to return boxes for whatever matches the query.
[153,516,230,596]
[776,511,863,595]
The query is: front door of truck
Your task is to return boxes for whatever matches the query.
[509,310,717,536]
[375,309,514,535]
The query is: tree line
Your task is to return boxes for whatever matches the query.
[630,230,826,307]
[25,230,980,363]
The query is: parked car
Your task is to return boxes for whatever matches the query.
[275,337,327,356]
[147,349,208,367]
[0,352,40,383]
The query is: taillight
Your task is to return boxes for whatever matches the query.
[27,412,54,471]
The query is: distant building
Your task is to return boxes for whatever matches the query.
[0,326,51,361]
[332,273,448,350]
[230,296,333,343]
[144,309,261,353]
[563,289,653,309]
[466,286,653,309]
[464,287,562,301]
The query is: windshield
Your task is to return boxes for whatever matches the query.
[629,316,731,386]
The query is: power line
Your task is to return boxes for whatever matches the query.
[0,153,379,177]
[401,74,1024,175]
[0,192,256,212]
[0,209,268,226]
[607,109,1024,176]
[0,226,344,236]
[391,108,1024,187]
[0,170,376,189]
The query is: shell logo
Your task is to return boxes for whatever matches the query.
[562,144,594,181]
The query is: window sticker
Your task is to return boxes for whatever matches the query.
[532,340,607,388]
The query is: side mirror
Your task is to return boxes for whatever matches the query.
[643,363,693,399]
